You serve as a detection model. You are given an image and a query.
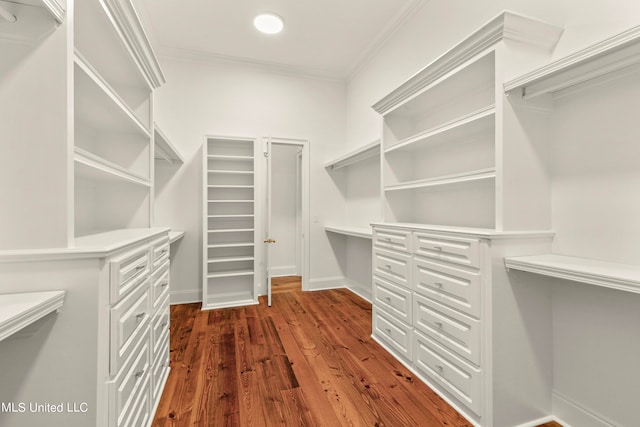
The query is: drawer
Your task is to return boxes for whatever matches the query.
[110,280,151,376]
[110,335,150,427]
[151,293,170,357]
[150,235,170,270]
[372,307,412,360]
[414,329,482,415]
[373,227,411,253]
[373,276,412,325]
[373,247,411,289]
[110,245,151,304]
[414,293,480,366]
[119,376,150,427]
[151,260,170,311]
[414,233,480,268]
[413,257,481,319]
[151,331,170,403]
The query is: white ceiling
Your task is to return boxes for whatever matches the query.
[137,0,424,80]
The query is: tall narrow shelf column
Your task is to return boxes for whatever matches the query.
[203,136,259,309]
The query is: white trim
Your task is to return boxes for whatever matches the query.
[512,416,558,427]
[169,289,201,305]
[552,391,617,427]
[41,0,65,24]
[344,278,372,303]
[307,277,347,292]
[0,291,65,342]
[271,266,298,277]
[100,0,166,88]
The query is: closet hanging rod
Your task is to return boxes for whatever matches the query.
[0,4,17,23]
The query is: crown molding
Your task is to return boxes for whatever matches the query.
[371,10,562,114]
[41,0,64,23]
[100,0,166,88]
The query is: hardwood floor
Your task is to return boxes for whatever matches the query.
[153,277,561,426]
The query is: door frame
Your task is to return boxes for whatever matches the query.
[263,136,310,293]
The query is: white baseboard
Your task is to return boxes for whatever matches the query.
[344,278,372,303]
[271,265,298,277]
[513,416,557,427]
[552,391,616,427]
[307,276,347,291]
[170,289,201,305]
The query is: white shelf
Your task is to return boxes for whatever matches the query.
[0,291,65,341]
[0,0,64,42]
[207,270,254,279]
[207,200,254,203]
[207,185,254,189]
[505,254,640,294]
[208,229,254,233]
[208,154,253,161]
[208,214,254,219]
[208,256,255,263]
[324,139,381,170]
[324,225,373,239]
[504,24,640,100]
[385,168,496,192]
[386,106,495,154]
[207,170,254,175]
[154,124,183,165]
[207,242,254,248]
[74,147,151,187]
[74,51,151,138]
[168,231,185,244]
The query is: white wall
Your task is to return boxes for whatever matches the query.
[270,143,299,277]
[344,2,640,426]
[153,57,346,303]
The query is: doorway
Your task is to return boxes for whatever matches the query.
[262,137,310,305]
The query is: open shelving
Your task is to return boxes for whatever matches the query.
[324,139,380,170]
[323,225,372,239]
[0,290,65,342]
[202,136,258,309]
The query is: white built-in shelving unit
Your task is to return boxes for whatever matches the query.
[203,136,259,309]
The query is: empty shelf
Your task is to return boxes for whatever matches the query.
[324,225,373,239]
[505,254,640,294]
[0,291,66,341]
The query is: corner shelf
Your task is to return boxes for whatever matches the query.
[505,254,640,294]
[324,225,373,239]
[504,24,640,100]
[324,139,381,170]
[0,290,65,341]
[154,124,184,165]
[74,147,151,187]
[168,231,185,244]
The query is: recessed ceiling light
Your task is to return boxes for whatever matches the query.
[253,13,284,35]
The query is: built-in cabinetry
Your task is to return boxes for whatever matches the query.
[370,12,565,427]
[0,1,174,426]
[202,136,259,309]
[372,10,640,427]
[324,139,381,301]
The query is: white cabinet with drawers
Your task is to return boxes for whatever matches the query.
[371,223,554,427]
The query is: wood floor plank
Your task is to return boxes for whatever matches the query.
[153,277,560,427]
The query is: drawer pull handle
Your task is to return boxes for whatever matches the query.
[134,370,145,379]
[384,328,392,335]
[384,297,392,302]
[135,265,146,271]
[135,313,146,321]
[385,264,392,269]
[434,321,443,328]
[161,282,169,287]
[433,246,443,251]
[161,321,168,328]
[161,249,168,254]
[435,365,444,372]
[434,282,443,288]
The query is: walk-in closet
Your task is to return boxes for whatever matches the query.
[1,1,639,426]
